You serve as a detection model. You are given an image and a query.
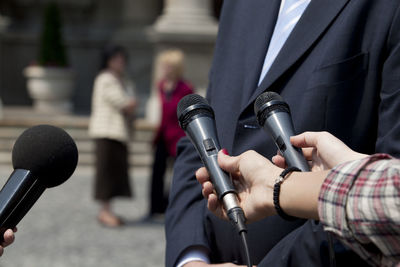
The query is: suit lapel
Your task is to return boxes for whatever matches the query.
[243,0,350,111]
[215,0,282,152]
[239,0,282,105]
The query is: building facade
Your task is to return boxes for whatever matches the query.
[0,0,222,118]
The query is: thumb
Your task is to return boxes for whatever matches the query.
[218,150,241,174]
[290,131,319,148]
[272,155,287,168]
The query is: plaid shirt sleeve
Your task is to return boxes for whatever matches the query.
[318,154,400,267]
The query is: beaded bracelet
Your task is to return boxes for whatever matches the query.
[273,166,301,221]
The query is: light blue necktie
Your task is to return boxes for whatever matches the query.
[258,0,311,85]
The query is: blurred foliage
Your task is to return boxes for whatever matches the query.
[38,2,68,67]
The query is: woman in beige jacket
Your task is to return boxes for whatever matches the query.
[88,46,136,227]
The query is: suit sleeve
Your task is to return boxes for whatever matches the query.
[165,137,210,267]
[376,4,400,157]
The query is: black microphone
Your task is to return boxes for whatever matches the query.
[0,125,78,237]
[254,92,309,171]
[177,94,247,233]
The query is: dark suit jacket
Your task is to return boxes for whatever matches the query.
[166,0,400,266]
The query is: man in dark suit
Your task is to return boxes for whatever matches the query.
[166,0,400,266]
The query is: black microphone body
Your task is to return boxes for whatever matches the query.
[177,94,246,232]
[0,125,78,237]
[255,92,310,171]
[0,169,45,230]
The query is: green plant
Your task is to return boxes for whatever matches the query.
[38,2,68,67]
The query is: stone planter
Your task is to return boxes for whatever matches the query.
[24,66,74,113]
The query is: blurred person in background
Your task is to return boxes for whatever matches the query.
[147,49,193,220]
[88,45,137,227]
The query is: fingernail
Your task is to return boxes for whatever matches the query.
[221,148,229,155]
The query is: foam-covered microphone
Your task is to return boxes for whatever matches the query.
[254,92,309,171]
[0,125,78,237]
[177,94,247,234]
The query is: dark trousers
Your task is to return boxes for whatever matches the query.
[94,138,131,201]
[150,138,170,214]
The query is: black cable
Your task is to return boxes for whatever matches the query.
[240,231,252,267]
[227,207,252,267]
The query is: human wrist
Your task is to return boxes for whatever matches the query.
[273,167,301,220]
[280,170,328,220]
[279,171,300,217]
[260,165,282,217]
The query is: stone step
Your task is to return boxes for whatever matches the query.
[0,108,156,132]
[0,139,153,167]
[0,138,153,154]
[0,108,157,169]
[0,127,155,142]
[0,151,153,167]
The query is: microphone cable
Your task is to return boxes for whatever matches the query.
[228,207,252,267]
[241,231,252,267]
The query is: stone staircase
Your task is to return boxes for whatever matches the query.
[0,107,156,174]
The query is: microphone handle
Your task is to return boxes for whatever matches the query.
[185,116,237,205]
[282,144,310,171]
[185,116,247,234]
[264,112,310,172]
[2,180,45,229]
[0,169,36,224]
[0,170,46,242]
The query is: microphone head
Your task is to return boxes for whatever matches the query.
[254,91,290,126]
[177,94,214,130]
[12,125,79,188]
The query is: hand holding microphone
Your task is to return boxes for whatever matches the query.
[195,91,312,223]
[254,92,365,170]
[193,91,312,222]
[272,131,368,171]
[198,131,369,221]
[196,150,282,223]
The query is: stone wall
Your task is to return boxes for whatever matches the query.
[0,0,221,117]
[0,0,162,115]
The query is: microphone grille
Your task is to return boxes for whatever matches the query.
[177,94,214,130]
[12,125,78,188]
[177,94,208,118]
[254,91,283,116]
[254,91,290,126]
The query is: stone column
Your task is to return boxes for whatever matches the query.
[153,0,218,36]
[146,0,218,124]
